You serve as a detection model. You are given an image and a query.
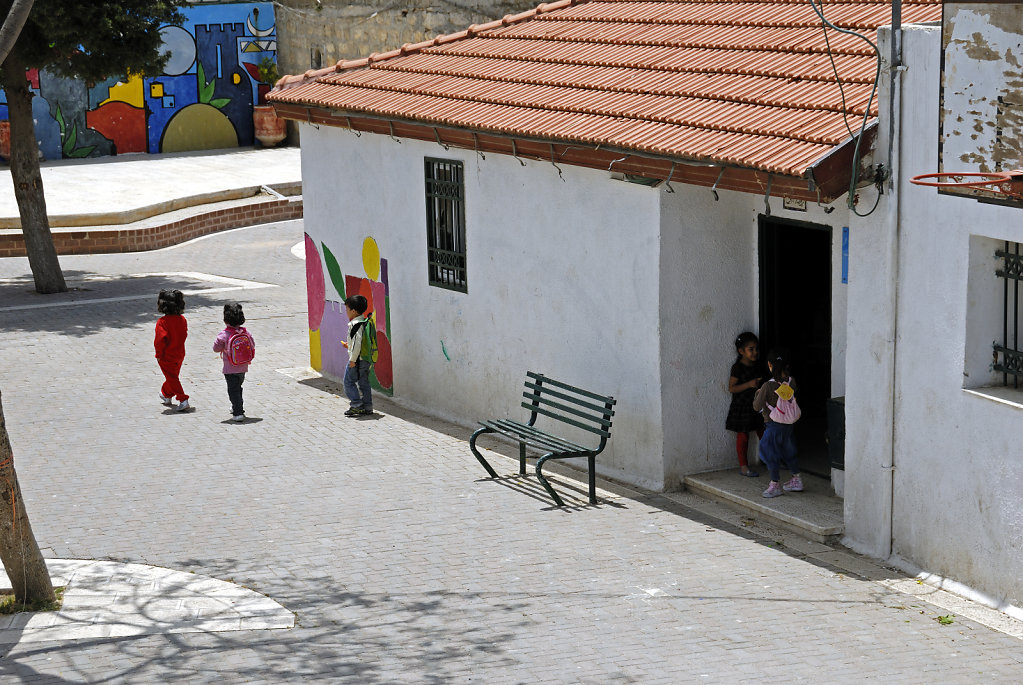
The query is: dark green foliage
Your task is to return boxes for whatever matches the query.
[256,55,278,85]
[196,62,230,109]
[54,103,95,158]
[0,0,187,84]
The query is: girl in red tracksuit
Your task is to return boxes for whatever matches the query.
[155,289,190,412]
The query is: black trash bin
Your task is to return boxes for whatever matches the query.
[826,397,845,470]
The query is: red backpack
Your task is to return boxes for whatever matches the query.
[225,327,255,366]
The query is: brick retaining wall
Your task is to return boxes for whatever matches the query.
[0,198,303,258]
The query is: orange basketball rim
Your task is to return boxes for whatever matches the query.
[911,170,1023,199]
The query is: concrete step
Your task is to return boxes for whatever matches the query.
[683,469,844,543]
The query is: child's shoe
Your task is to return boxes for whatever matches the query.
[176,399,190,412]
[762,481,783,498]
[783,475,804,492]
[232,415,245,422]
[159,394,173,405]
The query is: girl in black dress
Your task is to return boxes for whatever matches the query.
[726,332,766,476]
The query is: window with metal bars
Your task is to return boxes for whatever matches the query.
[994,241,1023,387]
[425,158,466,292]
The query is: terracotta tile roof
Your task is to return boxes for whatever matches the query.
[270,0,941,179]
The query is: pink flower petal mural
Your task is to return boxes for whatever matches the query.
[305,233,325,331]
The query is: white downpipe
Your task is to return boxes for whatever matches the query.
[882,28,907,560]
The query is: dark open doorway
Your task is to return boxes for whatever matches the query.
[759,216,832,479]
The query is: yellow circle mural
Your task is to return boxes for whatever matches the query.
[362,237,380,281]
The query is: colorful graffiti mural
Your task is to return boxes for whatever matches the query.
[306,234,394,395]
[0,2,277,159]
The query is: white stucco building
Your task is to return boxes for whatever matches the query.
[845,15,1023,612]
[297,127,850,492]
[272,0,1023,613]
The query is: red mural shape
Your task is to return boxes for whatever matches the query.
[374,332,393,389]
[345,275,373,314]
[305,234,325,330]
[86,101,146,154]
[343,273,392,391]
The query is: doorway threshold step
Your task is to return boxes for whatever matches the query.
[683,469,843,543]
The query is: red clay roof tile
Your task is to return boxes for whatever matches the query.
[270,0,941,178]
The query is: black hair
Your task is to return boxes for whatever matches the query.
[344,294,368,315]
[157,289,185,315]
[734,331,759,357]
[224,302,245,327]
[766,348,792,380]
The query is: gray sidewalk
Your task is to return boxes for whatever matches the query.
[0,146,301,228]
[0,162,1022,681]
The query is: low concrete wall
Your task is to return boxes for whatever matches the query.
[0,198,303,257]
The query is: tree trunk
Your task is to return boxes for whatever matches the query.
[0,389,55,604]
[0,1,35,67]
[2,47,65,294]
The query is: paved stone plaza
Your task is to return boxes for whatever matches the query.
[1,213,1022,682]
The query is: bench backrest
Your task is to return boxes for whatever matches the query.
[521,371,616,449]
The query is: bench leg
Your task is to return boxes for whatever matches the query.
[588,455,597,505]
[519,442,527,475]
[469,427,499,478]
[535,453,565,507]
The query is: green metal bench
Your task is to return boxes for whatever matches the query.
[469,372,616,506]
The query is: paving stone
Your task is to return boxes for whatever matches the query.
[0,185,1021,680]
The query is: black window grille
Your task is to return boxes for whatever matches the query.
[425,158,466,292]
[994,241,1023,387]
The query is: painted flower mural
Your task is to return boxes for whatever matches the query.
[305,233,326,369]
[0,2,278,160]
[306,234,392,394]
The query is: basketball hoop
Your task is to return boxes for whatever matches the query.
[911,170,1023,200]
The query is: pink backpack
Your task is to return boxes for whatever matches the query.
[769,381,801,424]
[225,327,255,366]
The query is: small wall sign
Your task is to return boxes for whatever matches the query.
[842,226,849,284]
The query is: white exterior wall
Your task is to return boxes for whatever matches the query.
[297,112,851,495]
[846,24,1023,607]
[300,125,667,489]
[659,184,754,486]
[658,182,848,486]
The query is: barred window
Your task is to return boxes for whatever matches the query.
[994,241,1023,387]
[425,158,466,292]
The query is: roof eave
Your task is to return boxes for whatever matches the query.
[806,121,879,202]
[271,104,847,203]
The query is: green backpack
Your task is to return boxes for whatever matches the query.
[352,316,378,363]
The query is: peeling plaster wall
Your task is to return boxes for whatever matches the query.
[847,23,1023,607]
[941,3,1023,176]
[300,124,666,490]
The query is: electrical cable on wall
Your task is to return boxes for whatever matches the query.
[808,0,883,217]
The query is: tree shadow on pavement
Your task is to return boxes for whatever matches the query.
[0,563,529,683]
[0,270,268,337]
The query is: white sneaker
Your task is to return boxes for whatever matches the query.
[159,394,173,405]
[232,415,245,422]
[176,399,190,412]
